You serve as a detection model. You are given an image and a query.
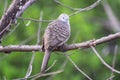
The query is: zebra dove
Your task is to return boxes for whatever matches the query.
[41,13,70,73]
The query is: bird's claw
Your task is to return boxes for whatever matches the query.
[89,39,96,46]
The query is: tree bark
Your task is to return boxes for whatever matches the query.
[0,32,120,53]
[0,0,36,41]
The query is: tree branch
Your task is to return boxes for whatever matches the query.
[69,0,101,16]
[90,46,120,74]
[14,70,63,80]
[0,32,120,53]
[0,0,36,40]
[65,53,92,80]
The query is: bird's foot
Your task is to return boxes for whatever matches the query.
[89,39,96,46]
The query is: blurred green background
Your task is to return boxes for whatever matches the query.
[0,0,120,80]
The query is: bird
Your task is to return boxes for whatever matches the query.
[41,13,70,73]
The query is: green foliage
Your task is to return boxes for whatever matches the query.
[0,0,120,80]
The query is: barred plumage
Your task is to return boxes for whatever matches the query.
[41,13,70,73]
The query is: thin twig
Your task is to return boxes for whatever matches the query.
[108,45,118,80]
[24,51,35,79]
[90,46,120,74]
[46,59,68,80]
[24,11,44,79]
[18,17,53,23]
[5,23,20,37]
[45,60,57,72]
[106,75,115,80]
[20,35,36,45]
[37,11,43,45]
[0,20,12,36]
[31,70,63,80]
[54,0,79,11]
[14,70,63,80]
[65,53,92,80]
[111,45,118,74]
[69,0,101,16]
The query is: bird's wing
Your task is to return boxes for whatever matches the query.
[46,20,70,49]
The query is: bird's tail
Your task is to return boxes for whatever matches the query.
[41,50,51,73]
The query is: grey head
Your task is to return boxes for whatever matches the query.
[57,13,69,24]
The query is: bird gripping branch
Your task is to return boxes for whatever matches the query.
[41,13,71,73]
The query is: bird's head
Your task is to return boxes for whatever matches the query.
[58,13,69,23]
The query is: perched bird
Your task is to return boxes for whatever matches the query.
[41,13,70,73]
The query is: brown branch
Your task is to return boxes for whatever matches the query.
[0,0,36,40]
[0,32,120,53]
